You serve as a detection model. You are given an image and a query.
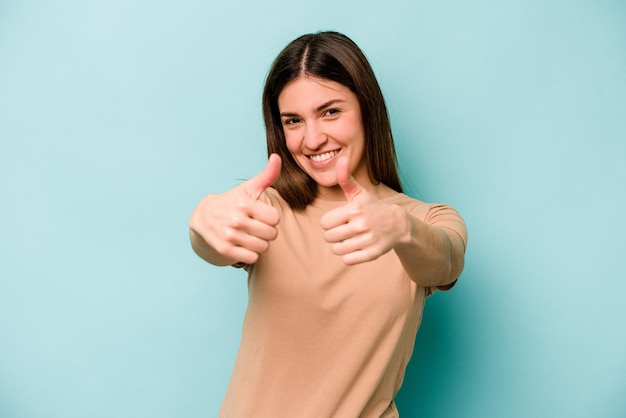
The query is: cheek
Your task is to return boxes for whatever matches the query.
[336,117,363,144]
[283,130,301,153]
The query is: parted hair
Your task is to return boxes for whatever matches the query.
[262,31,402,209]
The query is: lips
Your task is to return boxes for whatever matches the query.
[308,149,340,163]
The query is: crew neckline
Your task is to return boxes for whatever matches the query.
[309,191,408,210]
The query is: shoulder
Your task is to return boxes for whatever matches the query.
[382,193,432,218]
[388,193,468,250]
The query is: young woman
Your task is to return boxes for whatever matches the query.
[189,31,467,418]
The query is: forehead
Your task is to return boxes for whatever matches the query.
[278,77,355,109]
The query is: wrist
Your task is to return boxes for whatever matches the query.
[393,205,413,247]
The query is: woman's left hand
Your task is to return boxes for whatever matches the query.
[320,157,410,265]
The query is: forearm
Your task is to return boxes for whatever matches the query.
[393,207,466,287]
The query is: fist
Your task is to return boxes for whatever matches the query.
[320,157,407,265]
[189,154,282,265]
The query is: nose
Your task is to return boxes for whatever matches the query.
[303,121,327,150]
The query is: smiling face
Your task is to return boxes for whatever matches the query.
[278,76,368,200]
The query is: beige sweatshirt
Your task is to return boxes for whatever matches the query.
[219,188,467,418]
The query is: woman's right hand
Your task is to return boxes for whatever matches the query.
[189,154,282,266]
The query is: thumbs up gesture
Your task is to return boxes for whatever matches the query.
[320,157,408,265]
[189,154,282,266]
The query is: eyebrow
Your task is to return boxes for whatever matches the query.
[280,99,346,118]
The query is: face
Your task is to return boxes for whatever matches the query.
[278,76,368,200]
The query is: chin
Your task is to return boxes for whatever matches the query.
[308,174,338,188]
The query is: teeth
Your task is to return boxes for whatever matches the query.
[310,150,339,162]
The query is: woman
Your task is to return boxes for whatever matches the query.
[189,31,467,418]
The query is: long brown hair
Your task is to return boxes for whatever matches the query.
[263,31,402,209]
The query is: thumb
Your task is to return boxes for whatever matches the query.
[245,153,282,200]
[336,156,364,201]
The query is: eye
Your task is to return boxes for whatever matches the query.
[282,117,302,126]
[324,108,341,117]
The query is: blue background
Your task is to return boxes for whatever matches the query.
[1,0,625,417]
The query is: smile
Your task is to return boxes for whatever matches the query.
[308,149,341,163]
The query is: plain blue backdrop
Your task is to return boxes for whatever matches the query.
[1,0,625,417]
